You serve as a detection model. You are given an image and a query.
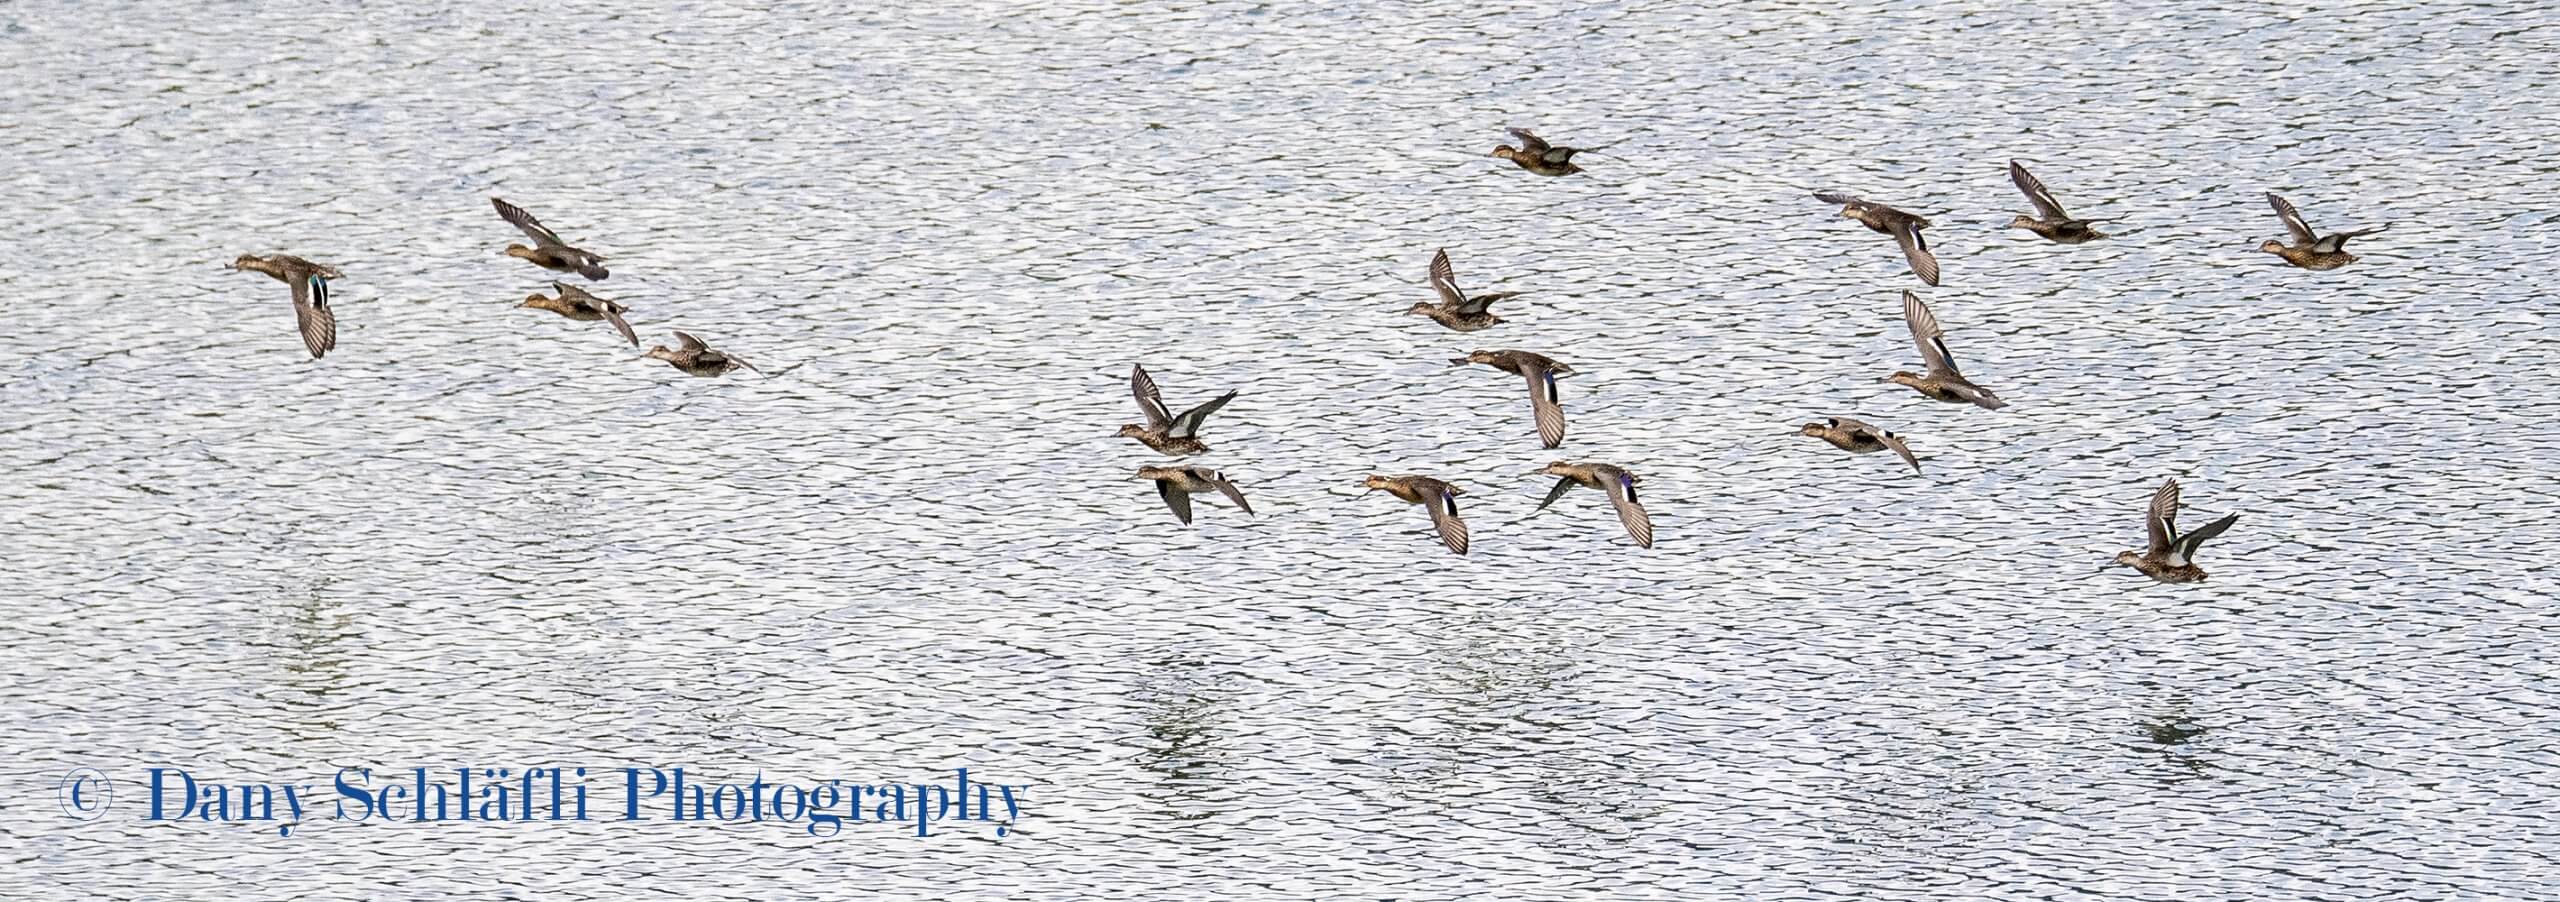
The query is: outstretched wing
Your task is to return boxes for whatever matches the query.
[289,272,336,359]
[1603,470,1653,548]
[1902,291,1960,377]
[1506,127,1551,156]
[2266,193,2316,246]
[2009,160,2068,220]
[1533,477,1577,513]
[1129,364,1172,430]
[1167,389,1236,439]
[1455,291,1516,317]
[1871,428,1921,475]
[601,304,639,347]
[1155,481,1194,525]
[1813,191,1863,206]
[1205,471,1253,515]
[674,330,709,353]
[493,197,567,247]
[2166,512,2240,567]
[2146,478,2182,557]
[1428,248,1465,308]
[1426,487,1469,556]
[1892,220,1940,286]
[2311,226,2385,254]
[1524,365,1565,449]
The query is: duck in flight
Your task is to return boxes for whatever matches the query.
[1406,248,1520,332]
[1885,291,2005,410]
[1813,191,1939,286]
[643,331,761,377]
[2260,192,2384,270]
[2108,478,2242,583]
[1137,466,1252,525]
[1491,127,1603,177]
[2006,160,2106,244]
[1798,417,1922,474]
[492,197,609,280]
[521,281,638,347]
[1452,349,1574,449]
[1529,461,1653,548]
[227,253,340,359]
[1119,364,1238,455]
[1363,475,1469,556]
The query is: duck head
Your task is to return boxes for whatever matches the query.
[1115,424,1148,439]
[1883,371,1924,388]
[1405,302,1441,316]
[2006,214,2039,231]
[2255,239,2289,255]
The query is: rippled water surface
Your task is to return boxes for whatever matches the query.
[7,1,2560,898]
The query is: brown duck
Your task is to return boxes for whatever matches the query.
[1814,191,1940,286]
[1363,475,1469,556]
[1490,128,1603,176]
[2007,160,2106,244]
[1884,291,2005,410]
[493,197,608,280]
[226,253,340,359]
[643,331,761,377]
[1798,417,1921,474]
[1452,349,1574,449]
[2260,192,2384,270]
[521,281,637,347]
[2108,478,2242,583]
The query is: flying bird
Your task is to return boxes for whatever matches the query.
[520,281,638,347]
[1405,248,1521,332]
[1884,291,2005,410]
[1814,191,1939,286]
[2006,160,2106,243]
[2260,192,2384,270]
[1491,127,1603,176]
[2108,478,2242,583]
[1798,417,1922,474]
[1452,350,1574,449]
[1119,364,1238,455]
[492,197,609,280]
[1137,466,1253,525]
[643,331,761,377]
[1363,475,1469,556]
[226,253,340,359]
[1529,461,1653,548]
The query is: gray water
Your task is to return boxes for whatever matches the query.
[6,0,2560,898]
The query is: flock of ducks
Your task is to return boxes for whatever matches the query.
[231,198,761,376]
[224,129,2385,582]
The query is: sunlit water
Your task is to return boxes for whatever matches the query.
[6,0,2560,897]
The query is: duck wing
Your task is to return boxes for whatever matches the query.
[1855,422,1921,474]
[2166,512,2240,567]
[2146,478,2182,557]
[1203,469,1253,515]
[1522,363,1566,449]
[289,271,336,359]
[1506,127,1552,156]
[1891,219,1940,286]
[1155,480,1194,525]
[2266,193,2317,246]
[2311,225,2385,254]
[1425,484,1469,556]
[1601,469,1653,548]
[1533,476,1577,513]
[1129,363,1173,430]
[493,197,568,248]
[2009,160,2069,220]
[1428,248,1466,309]
[1902,290,1962,378]
[1166,389,1236,439]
